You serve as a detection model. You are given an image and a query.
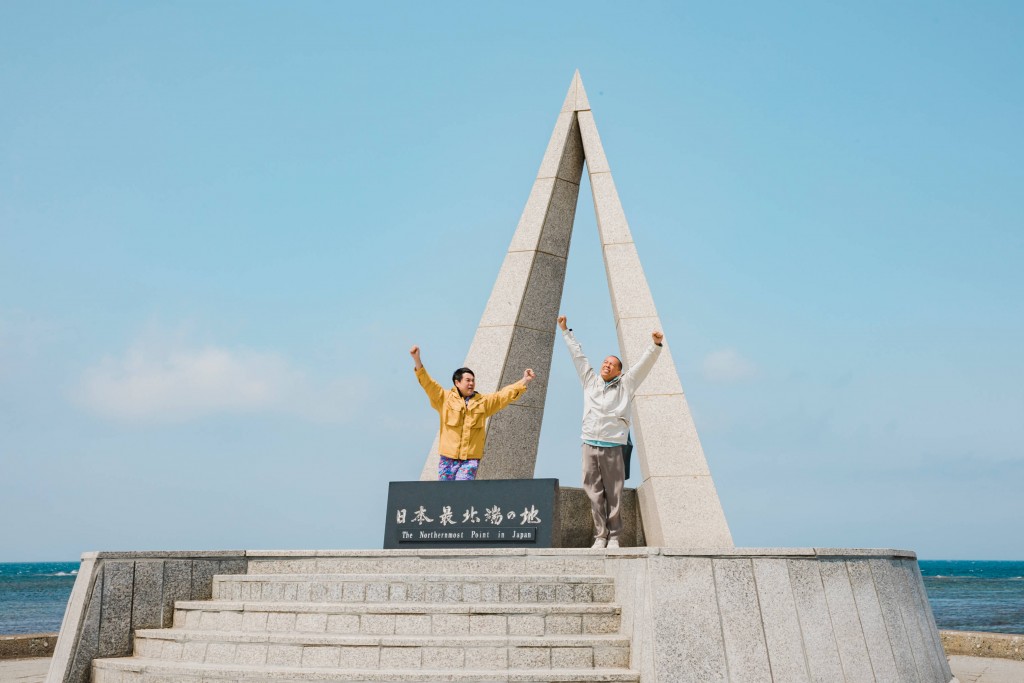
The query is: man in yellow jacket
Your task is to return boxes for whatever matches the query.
[410,345,535,481]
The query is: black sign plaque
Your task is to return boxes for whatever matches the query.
[383,479,560,549]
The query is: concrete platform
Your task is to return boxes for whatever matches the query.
[47,547,955,683]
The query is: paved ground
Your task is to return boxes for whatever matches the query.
[3,655,1024,682]
[0,658,49,683]
[949,654,1024,682]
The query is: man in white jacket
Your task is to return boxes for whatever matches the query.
[558,315,664,549]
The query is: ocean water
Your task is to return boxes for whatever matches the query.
[0,562,79,635]
[919,560,1024,634]
[0,560,1021,635]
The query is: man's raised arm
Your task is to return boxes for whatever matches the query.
[623,331,664,394]
[481,368,535,417]
[559,315,595,387]
[411,345,444,410]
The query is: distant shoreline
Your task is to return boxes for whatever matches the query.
[0,634,57,660]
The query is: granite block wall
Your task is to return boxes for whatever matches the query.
[46,552,246,683]
[605,549,955,683]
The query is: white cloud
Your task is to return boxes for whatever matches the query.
[74,337,361,423]
[701,348,757,383]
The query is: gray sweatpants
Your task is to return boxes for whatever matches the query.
[581,443,625,541]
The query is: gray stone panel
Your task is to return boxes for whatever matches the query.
[508,177,556,254]
[787,559,844,682]
[131,561,164,631]
[65,566,102,683]
[537,112,576,180]
[712,559,771,681]
[537,178,582,259]
[97,561,134,657]
[752,558,811,683]
[818,558,874,681]
[555,114,585,185]
[161,561,192,628]
[561,81,577,114]
[477,252,534,328]
[189,561,218,601]
[602,244,658,321]
[649,556,727,682]
[577,111,609,174]
[515,253,568,334]
[557,487,644,548]
[497,326,556,410]
[477,403,544,480]
[868,558,921,683]
[217,559,247,576]
[881,558,941,683]
[608,555,655,681]
[846,559,900,682]
[637,476,732,548]
[899,559,949,683]
[631,395,710,477]
[573,73,591,111]
[589,172,633,246]
[462,325,516,395]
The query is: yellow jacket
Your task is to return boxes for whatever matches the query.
[415,366,527,460]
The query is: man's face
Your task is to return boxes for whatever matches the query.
[455,372,476,397]
[600,356,622,381]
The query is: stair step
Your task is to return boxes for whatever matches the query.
[133,629,630,668]
[213,574,615,604]
[248,552,608,577]
[173,601,621,635]
[93,658,641,682]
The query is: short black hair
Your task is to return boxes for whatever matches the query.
[610,355,622,370]
[452,367,475,384]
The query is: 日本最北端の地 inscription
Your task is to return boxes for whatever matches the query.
[383,479,559,548]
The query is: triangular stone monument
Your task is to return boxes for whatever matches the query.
[48,72,952,683]
[419,71,733,548]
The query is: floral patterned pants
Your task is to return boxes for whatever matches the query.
[438,455,479,481]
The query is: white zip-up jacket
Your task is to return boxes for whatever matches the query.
[562,329,662,445]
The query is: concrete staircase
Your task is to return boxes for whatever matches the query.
[91,551,639,683]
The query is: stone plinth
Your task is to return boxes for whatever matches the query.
[605,547,953,682]
[557,486,645,549]
[53,547,953,683]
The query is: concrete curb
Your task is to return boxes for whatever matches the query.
[941,630,1024,662]
[0,633,57,660]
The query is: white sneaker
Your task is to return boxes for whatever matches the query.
[591,537,607,549]
[607,539,620,549]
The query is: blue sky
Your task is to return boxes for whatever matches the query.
[1,2,1021,561]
